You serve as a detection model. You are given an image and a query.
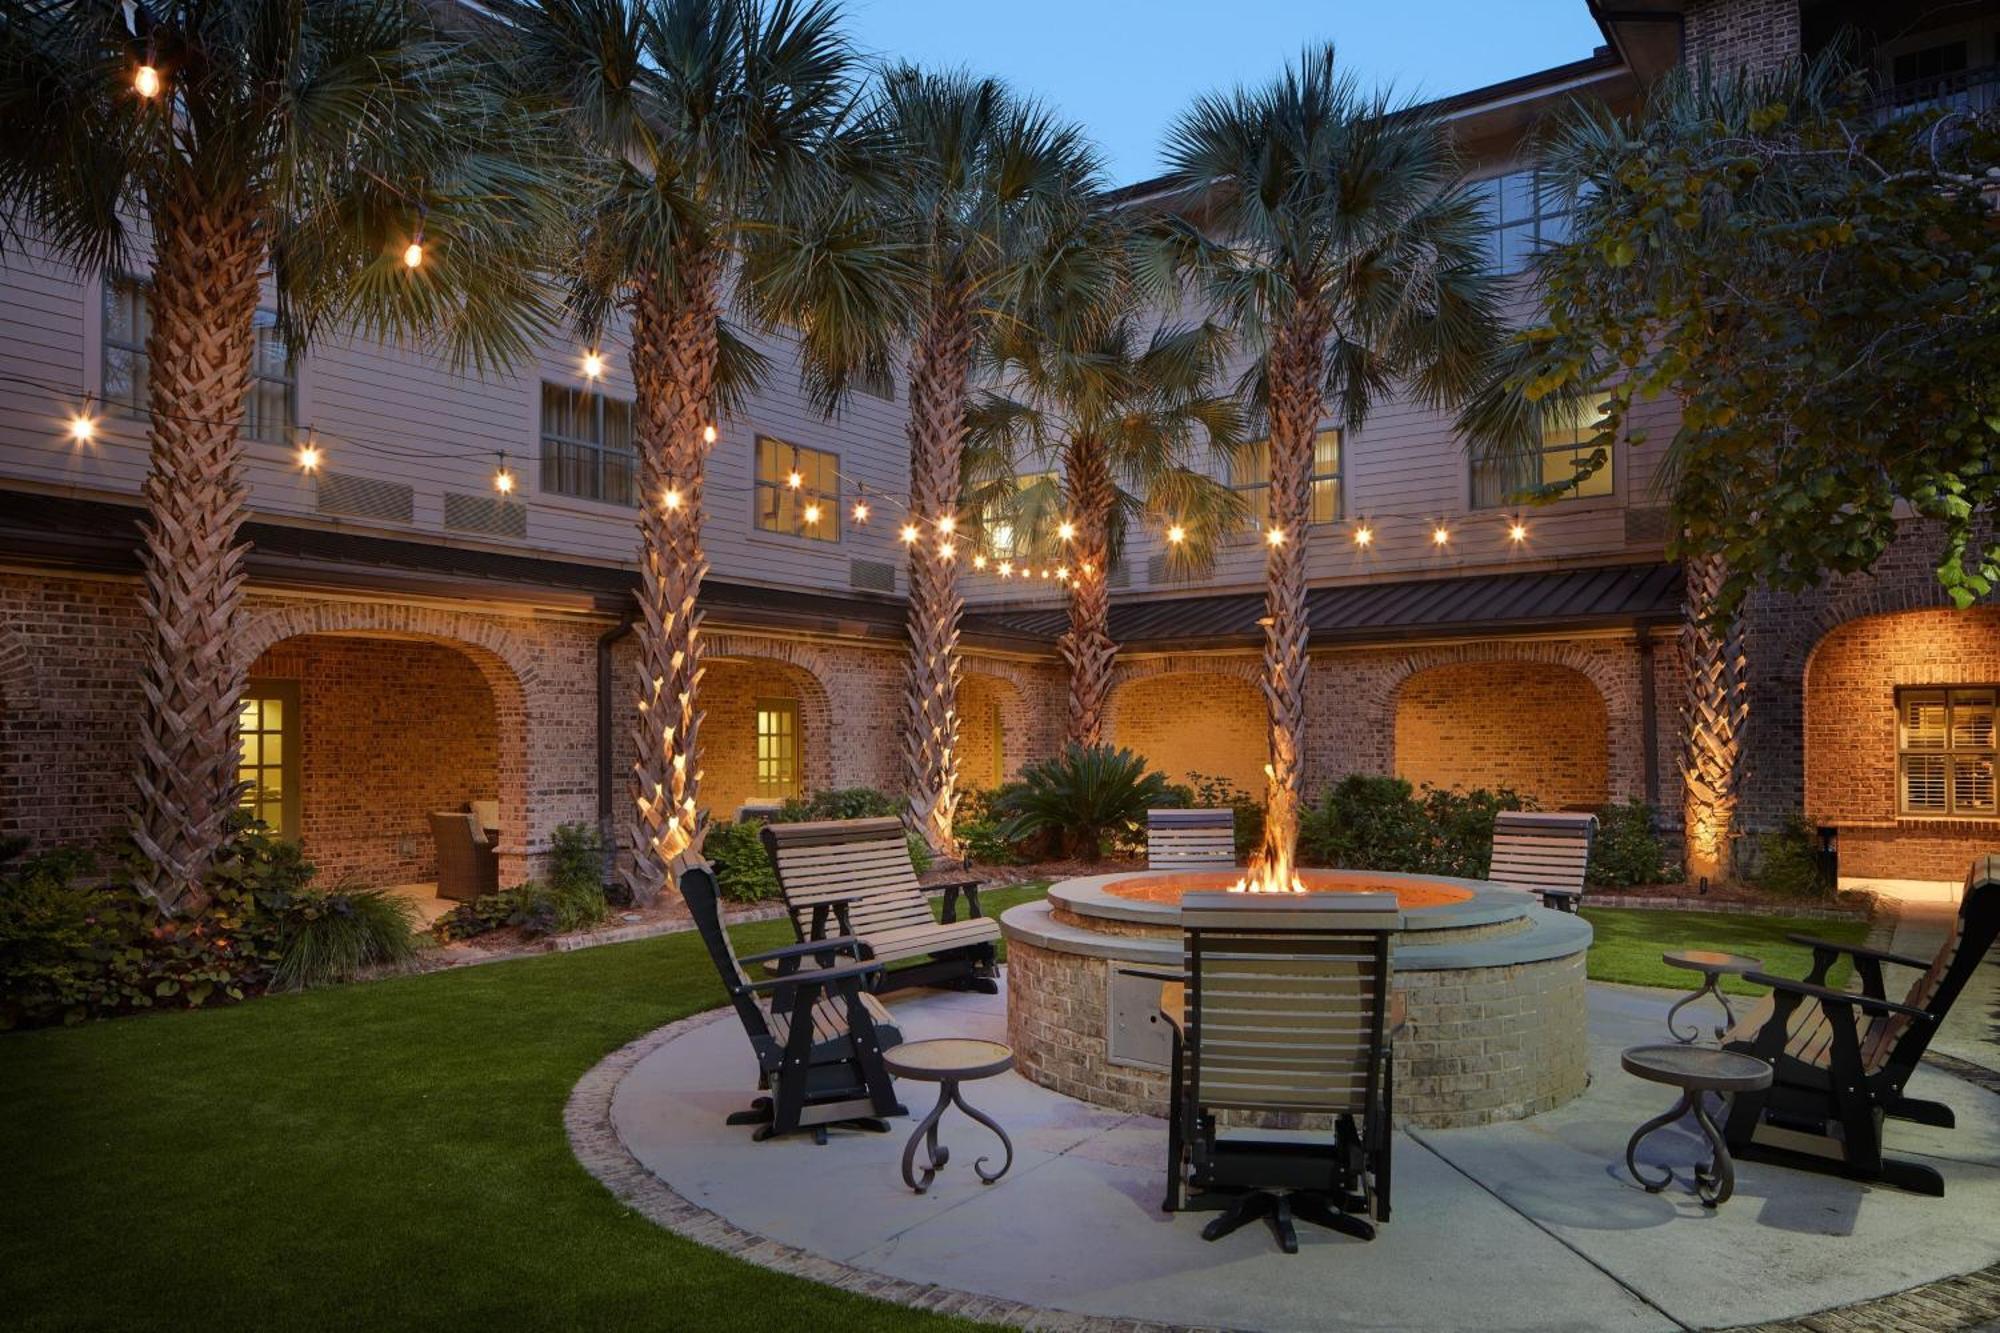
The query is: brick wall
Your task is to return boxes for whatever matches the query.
[699,656,831,817]
[1393,660,1610,808]
[1684,0,1800,75]
[1106,666,1268,795]
[249,635,499,885]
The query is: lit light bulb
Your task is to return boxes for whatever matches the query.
[664,488,683,511]
[785,470,803,490]
[134,64,161,98]
[938,540,956,561]
[402,240,424,269]
[1080,562,1094,576]
[68,413,96,444]
[998,561,1013,577]
[900,523,921,545]
[702,425,717,444]
[1039,567,1052,579]
[1354,525,1373,547]
[1167,524,1186,545]
[937,514,956,535]
[972,554,987,570]
[494,468,515,495]
[1509,521,1528,543]
[1055,567,1070,582]
[852,500,869,524]
[297,443,322,472]
[582,351,604,379]
[1265,526,1286,547]
[803,502,822,525]
[1057,520,1076,541]
[1432,526,1450,546]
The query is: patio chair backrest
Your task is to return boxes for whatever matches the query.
[1866,856,2000,1072]
[1179,891,1399,1117]
[1488,811,1597,900]
[679,864,774,1049]
[1148,809,1237,871]
[467,799,499,830]
[762,818,934,941]
[429,811,497,901]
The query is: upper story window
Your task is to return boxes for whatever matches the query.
[1899,687,1997,817]
[540,382,635,505]
[1232,430,1341,529]
[104,273,296,441]
[1472,169,1577,276]
[755,436,840,542]
[981,471,1056,559]
[1471,413,1613,509]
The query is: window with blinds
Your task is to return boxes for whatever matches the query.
[1898,687,1997,816]
[540,382,635,504]
[1232,430,1341,528]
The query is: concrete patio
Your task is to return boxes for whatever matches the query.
[596,968,2000,1332]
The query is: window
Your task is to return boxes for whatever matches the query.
[981,471,1057,559]
[1898,688,1996,817]
[1471,412,1614,509]
[755,698,800,798]
[754,436,840,542]
[1472,169,1579,276]
[237,681,300,838]
[540,383,635,504]
[104,274,295,438]
[1232,430,1341,528]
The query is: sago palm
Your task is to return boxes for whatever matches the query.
[1153,46,1504,883]
[0,0,565,911]
[869,66,1113,857]
[966,312,1245,746]
[501,0,897,903]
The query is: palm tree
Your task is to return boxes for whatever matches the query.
[966,313,1245,745]
[503,0,895,903]
[1153,47,1503,885]
[0,0,564,912]
[869,68,1113,857]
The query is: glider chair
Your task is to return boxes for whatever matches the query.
[681,864,907,1145]
[1147,808,1238,871]
[763,818,999,994]
[1488,811,1598,912]
[1162,891,1399,1253]
[1721,855,2000,1196]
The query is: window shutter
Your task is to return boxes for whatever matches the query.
[1901,693,1949,751]
[1904,754,1949,814]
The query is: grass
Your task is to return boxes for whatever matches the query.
[1581,906,1870,995]
[0,881,1862,1331]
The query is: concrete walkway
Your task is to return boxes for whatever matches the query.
[602,972,2000,1333]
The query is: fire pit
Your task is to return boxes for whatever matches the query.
[999,868,1592,1129]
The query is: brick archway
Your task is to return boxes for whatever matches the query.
[1107,657,1268,796]
[1390,659,1610,809]
[959,670,1027,788]
[700,643,835,813]
[0,628,38,842]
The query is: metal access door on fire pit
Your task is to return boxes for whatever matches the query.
[1109,968,1178,1070]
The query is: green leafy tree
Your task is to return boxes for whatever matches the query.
[1152,46,1504,883]
[0,0,565,911]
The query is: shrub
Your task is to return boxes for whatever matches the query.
[995,744,1173,862]
[1750,812,1832,900]
[430,874,609,943]
[1297,776,1530,877]
[548,822,606,896]
[0,844,124,1028]
[271,887,421,991]
[1586,800,1676,887]
[956,784,1027,866]
[704,819,781,903]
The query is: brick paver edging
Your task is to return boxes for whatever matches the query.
[568,1009,2000,1333]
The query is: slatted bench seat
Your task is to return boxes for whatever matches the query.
[1147,808,1238,871]
[1488,810,1598,912]
[762,817,1000,995]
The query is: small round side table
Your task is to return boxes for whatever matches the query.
[1661,950,1762,1043]
[1622,1044,1773,1207]
[883,1038,1016,1194]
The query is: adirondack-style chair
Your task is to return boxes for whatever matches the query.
[762,818,1000,995]
[1161,891,1399,1253]
[1488,811,1598,911]
[1720,855,2000,1196]
[1147,808,1238,872]
[681,864,907,1144]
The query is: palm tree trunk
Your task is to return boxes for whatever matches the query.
[623,250,721,905]
[1060,433,1116,747]
[903,290,974,857]
[1248,316,1321,885]
[1679,550,1747,883]
[129,186,265,914]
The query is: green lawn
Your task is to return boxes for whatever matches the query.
[1580,906,1870,995]
[1,883,1865,1331]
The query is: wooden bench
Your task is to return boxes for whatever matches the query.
[1147,808,1237,872]
[1488,810,1598,912]
[762,817,1000,995]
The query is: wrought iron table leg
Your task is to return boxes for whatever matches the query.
[950,1085,1014,1184]
[1626,1090,1695,1192]
[1711,987,1737,1043]
[1690,1093,1735,1207]
[1666,976,1721,1044]
[900,1080,955,1194]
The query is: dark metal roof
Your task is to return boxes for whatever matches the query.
[964,562,1684,650]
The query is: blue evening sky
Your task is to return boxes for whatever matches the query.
[842,1,1608,186]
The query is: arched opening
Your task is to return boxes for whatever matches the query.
[1805,606,2000,885]
[242,631,527,914]
[1393,660,1608,808]
[1109,671,1266,796]
[959,672,1025,790]
[700,655,832,818]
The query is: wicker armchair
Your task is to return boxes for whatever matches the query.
[430,811,499,902]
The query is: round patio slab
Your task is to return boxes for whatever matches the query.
[571,976,2000,1333]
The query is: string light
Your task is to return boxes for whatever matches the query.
[1265,526,1286,547]
[1055,567,1069,582]
[785,469,803,490]
[1039,567,1052,579]
[1354,525,1373,547]
[1080,562,1094,576]
[852,499,870,524]
[972,554,987,570]
[134,64,161,99]
[900,523,921,545]
[938,540,956,561]
[582,351,604,379]
[1509,521,1528,543]
[402,238,424,269]
[803,502,822,525]
[998,561,1013,577]
[68,412,96,444]
[703,425,717,444]
[663,487,684,511]
[1166,524,1186,545]
[1432,525,1450,546]
[1057,520,1076,541]
[296,433,322,472]
[493,455,515,495]
[936,514,956,535]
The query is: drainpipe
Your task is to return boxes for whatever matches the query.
[1636,624,1660,810]
[596,608,636,862]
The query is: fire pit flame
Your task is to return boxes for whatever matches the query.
[1227,781,1307,893]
